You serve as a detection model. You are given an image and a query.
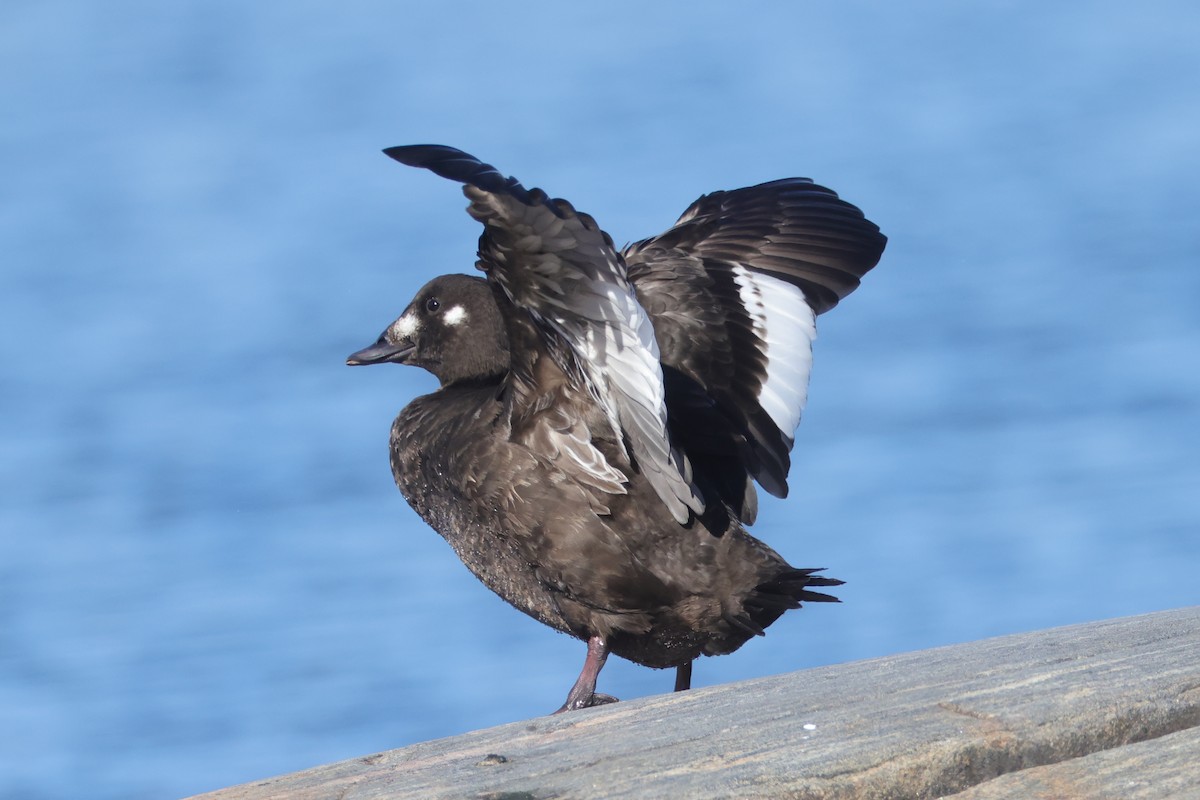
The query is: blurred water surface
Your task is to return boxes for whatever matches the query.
[2,2,1198,798]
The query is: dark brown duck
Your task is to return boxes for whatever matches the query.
[347,145,886,712]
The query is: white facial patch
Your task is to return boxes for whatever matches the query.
[390,312,420,339]
[443,305,467,326]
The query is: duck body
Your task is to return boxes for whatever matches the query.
[348,146,886,710]
[390,364,815,671]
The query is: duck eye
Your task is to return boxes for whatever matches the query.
[425,297,441,313]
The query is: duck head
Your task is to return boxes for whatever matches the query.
[346,274,509,386]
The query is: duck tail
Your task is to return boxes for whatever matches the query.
[705,567,842,656]
[743,567,843,629]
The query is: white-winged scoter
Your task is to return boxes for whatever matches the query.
[347,145,886,712]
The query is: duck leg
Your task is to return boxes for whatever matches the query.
[674,660,692,692]
[554,635,619,713]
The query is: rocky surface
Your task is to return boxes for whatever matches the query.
[189,607,1200,800]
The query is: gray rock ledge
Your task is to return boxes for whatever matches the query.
[189,606,1200,800]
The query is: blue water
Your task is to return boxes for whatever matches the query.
[3,2,1198,798]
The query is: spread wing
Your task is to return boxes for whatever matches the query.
[625,178,886,519]
[384,144,703,524]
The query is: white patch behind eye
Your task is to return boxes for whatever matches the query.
[391,312,419,338]
[443,305,467,326]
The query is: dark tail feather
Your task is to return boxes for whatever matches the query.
[744,594,802,613]
[746,567,843,630]
[723,611,767,638]
[706,567,843,657]
[798,590,841,603]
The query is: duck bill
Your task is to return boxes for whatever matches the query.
[346,339,415,366]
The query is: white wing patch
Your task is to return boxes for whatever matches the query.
[732,266,817,436]
[444,305,467,326]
